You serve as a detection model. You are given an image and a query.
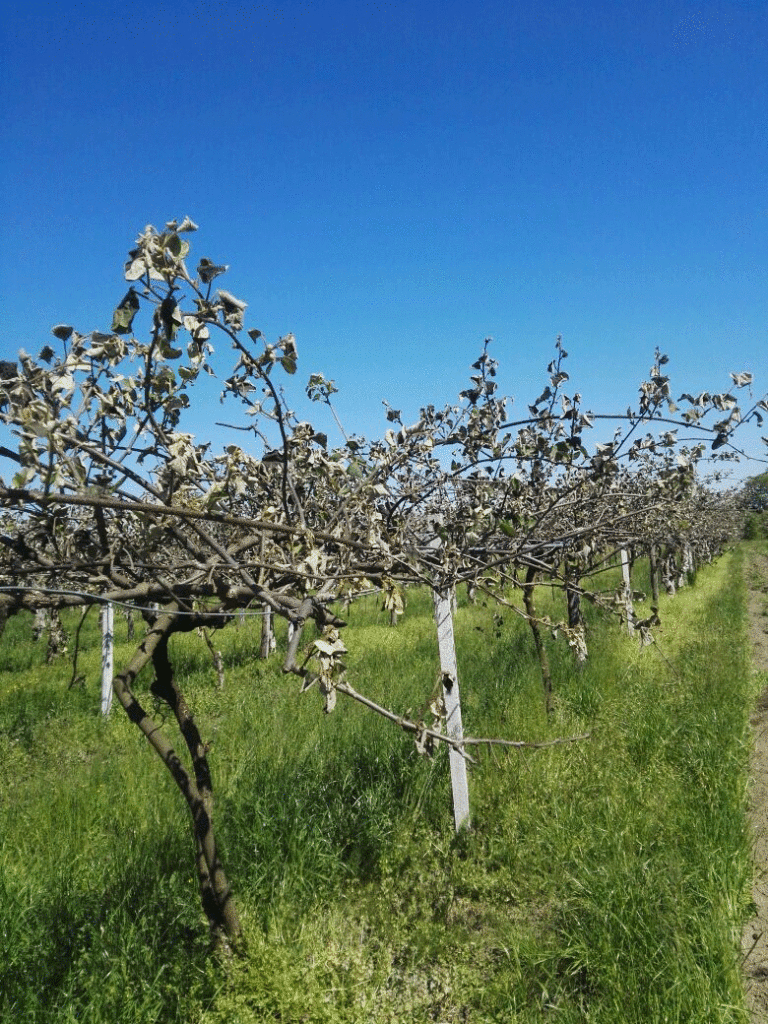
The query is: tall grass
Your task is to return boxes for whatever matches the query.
[0,552,756,1022]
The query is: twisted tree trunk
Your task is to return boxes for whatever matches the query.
[111,611,241,945]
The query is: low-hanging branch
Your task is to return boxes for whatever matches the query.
[334,679,591,758]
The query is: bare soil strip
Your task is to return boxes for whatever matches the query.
[742,548,768,1022]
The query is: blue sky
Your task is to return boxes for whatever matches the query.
[2,0,766,480]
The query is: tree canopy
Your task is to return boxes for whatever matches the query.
[1,218,765,941]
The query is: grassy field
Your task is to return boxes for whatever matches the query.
[0,549,759,1023]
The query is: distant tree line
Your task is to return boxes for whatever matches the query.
[742,471,768,539]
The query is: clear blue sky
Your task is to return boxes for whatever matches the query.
[2,0,766,480]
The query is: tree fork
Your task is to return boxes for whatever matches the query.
[111,613,241,943]
[151,632,238,939]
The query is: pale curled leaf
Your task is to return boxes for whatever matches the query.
[313,635,347,657]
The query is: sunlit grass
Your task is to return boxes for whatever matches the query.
[0,550,757,1022]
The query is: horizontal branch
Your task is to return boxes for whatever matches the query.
[334,680,590,758]
[0,486,368,552]
[0,581,346,627]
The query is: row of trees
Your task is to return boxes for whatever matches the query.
[1,219,764,943]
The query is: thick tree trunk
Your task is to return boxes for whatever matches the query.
[566,581,582,629]
[111,612,241,945]
[121,606,136,641]
[661,549,676,595]
[523,567,553,716]
[564,562,587,664]
[649,544,660,604]
[33,607,48,641]
[46,609,68,663]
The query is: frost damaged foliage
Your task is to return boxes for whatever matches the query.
[0,219,764,942]
[0,222,761,691]
[300,627,348,714]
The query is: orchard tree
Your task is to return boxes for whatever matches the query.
[1,218,765,944]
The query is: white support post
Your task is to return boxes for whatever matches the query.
[432,588,471,832]
[260,604,275,658]
[620,548,634,636]
[101,602,114,717]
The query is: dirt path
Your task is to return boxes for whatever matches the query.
[741,546,768,1022]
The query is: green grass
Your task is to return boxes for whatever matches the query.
[0,551,758,1022]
